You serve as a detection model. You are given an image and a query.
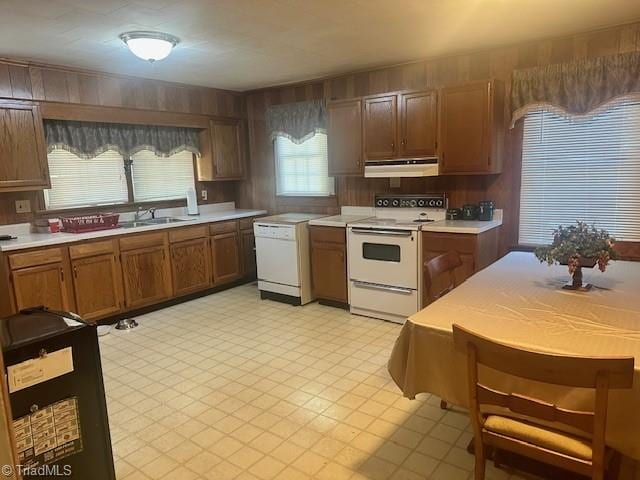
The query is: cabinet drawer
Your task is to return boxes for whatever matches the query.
[422,232,477,254]
[209,220,238,235]
[310,226,345,245]
[169,225,208,243]
[9,247,63,269]
[239,217,256,230]
[119,232,166,251]
[69,240,115,259]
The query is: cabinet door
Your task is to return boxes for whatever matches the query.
[311,241,347,303]
[72,254,122,320]
[0,101,49,191]
[170,238,211,296]
[363,95,397,160]
[211,232,241,284]
[12,263,68,311]
[210,120,244,179]
[439,82,491,174]
[328,99,363,175]
[240,229,256,278]
[399,91,437,158]
[121,246,171,309]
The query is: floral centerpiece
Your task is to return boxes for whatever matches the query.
[534,221,618,291]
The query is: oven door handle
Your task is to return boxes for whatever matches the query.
[352,281,414,295]
[350,228,412,237]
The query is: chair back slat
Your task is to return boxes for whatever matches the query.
[424,251,463,302]
[477,385,595,434]
[453,325,634,389]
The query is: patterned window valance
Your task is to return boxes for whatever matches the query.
[265,99,326,144]
[511,51,640,126]
[44,120,201,159]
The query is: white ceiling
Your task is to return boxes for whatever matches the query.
[0,0,639,91]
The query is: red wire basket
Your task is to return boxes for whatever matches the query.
[60,213,120,233]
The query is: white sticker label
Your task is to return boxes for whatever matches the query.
[7,347,74,393]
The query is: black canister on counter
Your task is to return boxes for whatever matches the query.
[478,200,495,221]
[446,208,462,220]
[462,204,478,220]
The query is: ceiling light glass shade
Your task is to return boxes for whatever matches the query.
[119,31,180,62]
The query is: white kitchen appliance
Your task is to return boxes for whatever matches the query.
[347,194,447,323]
[254,213,325,305]
[364,157,439,178]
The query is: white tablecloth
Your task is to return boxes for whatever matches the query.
[388,252,640,459]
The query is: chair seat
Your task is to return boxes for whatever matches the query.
[483,415,593,461]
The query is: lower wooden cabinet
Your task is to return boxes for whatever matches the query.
[241,229,256,277]
[171,238,212,296]
[309,226,348,304]
[71,253,122,320]
[211,232,242,284]
[12,262,69,311]
[422,228,499,307]
[121,245,172,309]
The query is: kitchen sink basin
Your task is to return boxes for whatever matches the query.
[118,217,186,228]
[142,217,186,224]
[118,221,151,228]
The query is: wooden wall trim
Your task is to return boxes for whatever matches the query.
[40,102,211,128]
[0,58,246,119]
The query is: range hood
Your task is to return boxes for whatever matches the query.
[364,157,439,178]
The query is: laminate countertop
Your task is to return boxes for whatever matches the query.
[0,207,267,252]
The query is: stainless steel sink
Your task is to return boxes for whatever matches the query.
[119,221,151,228]
[118,217,186,228]
[142,217,186,224]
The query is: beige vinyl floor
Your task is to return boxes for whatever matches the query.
[100,283,640,480]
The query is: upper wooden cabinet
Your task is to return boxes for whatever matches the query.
[197,119,245,181]
[327,99,363,176]
[438,80,504,175]
[399,91,437,158]
[0,101,50,191]
[363,95,397,161]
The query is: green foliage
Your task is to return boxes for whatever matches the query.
[534,221,618,273]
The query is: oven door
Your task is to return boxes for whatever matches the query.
[347,227,418,288]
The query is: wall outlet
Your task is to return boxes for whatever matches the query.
[201,189,208,201]
[15,199,31,213]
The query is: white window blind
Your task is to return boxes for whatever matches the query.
[44,149,128,210]
[519,97,640,245]
[131,150,196,202]
[275,133,334,196]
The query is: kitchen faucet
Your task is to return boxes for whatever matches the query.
[134,206,156,221]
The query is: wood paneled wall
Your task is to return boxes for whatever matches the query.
[0,59,246,225]
[238,21,640,253]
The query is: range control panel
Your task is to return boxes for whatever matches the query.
[375,194,447,209]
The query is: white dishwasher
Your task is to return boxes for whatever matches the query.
[254,213,324,305]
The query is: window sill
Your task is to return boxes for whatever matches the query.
[37,198,189,218]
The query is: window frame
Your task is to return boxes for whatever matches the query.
[273,133,336,199]
[516,98,640,247]
[39,149,199,215]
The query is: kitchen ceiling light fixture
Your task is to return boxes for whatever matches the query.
[119,31,180,62]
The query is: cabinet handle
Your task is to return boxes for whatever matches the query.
[73,266,77,278]
[59,268,64,282]
[487,155,491,166]
[391,141,395,150]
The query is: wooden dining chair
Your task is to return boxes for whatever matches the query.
[452,324,634,480]
[424,251,463,410]
[424,251,463,303]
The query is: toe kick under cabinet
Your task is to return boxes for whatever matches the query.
[0,216,261,320]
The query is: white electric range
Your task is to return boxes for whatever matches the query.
[347,194,447,323]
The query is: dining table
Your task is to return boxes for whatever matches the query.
[388,251,640,460]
